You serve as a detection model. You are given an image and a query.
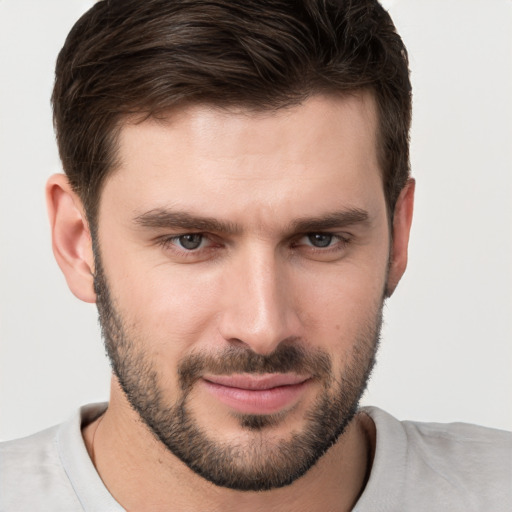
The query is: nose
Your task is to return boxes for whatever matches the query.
[218,244,302,355]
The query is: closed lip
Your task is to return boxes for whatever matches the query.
[201,373,312,415]
[202,373,311,390]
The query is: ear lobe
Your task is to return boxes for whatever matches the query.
[46,174,96,303]
[385,178,415,297]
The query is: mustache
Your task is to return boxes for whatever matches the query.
[177,343,332,392]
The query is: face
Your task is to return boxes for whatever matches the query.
[94,94,391,491]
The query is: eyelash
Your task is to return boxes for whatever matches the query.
[157,234,219,257]
[157,232,352,259]
[293,233,351,253]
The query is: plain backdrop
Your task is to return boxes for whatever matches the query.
[1,0,511,441]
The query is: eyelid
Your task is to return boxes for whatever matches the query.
[155,230,352,262]
[294,232,351,246]
[157,232,214,252]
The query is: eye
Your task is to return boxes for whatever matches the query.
[292,232,351,261]
[306,233,334,248]
[156,232,222,262]
[175,233,205,250]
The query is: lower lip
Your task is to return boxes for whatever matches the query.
[201,379,310,415]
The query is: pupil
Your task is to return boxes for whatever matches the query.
[179,234,202,250]
[308,233,332,248]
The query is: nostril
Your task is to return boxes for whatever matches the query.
[227,337,247,349]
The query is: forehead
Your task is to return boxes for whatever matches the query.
[101,93,384,229]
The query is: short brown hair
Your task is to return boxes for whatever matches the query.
[52,0,411,227]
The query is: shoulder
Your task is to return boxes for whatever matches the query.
[356,407,512,512]
[401,415,511,470]
[1,424,59,472]
[0,404,109,512]
[0,425,82,511]
[401,416,511,506]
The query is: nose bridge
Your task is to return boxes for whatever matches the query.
[219,242,298,355]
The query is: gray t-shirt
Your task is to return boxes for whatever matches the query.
[1,404,510,511]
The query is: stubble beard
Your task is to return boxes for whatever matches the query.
[93,254,382,492]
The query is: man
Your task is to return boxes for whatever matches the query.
[0,0,510,510]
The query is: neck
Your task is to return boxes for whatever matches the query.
[83,381,375,512]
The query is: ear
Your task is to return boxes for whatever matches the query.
[46,174,96,303]
[385,178,415,297]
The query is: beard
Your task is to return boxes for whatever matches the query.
[93,253,382,492]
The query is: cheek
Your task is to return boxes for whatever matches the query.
[145,279,218,335]
[296,262,386,345]
[102,251,223,354]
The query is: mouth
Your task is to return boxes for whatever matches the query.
[201,373,312,415]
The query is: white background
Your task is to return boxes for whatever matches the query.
[0,0,511,441]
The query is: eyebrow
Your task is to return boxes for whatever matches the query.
[134,209,242,234]
[133,207,369,235]
[289,209,369,233]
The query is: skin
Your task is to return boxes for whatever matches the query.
[47,92,414,511]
